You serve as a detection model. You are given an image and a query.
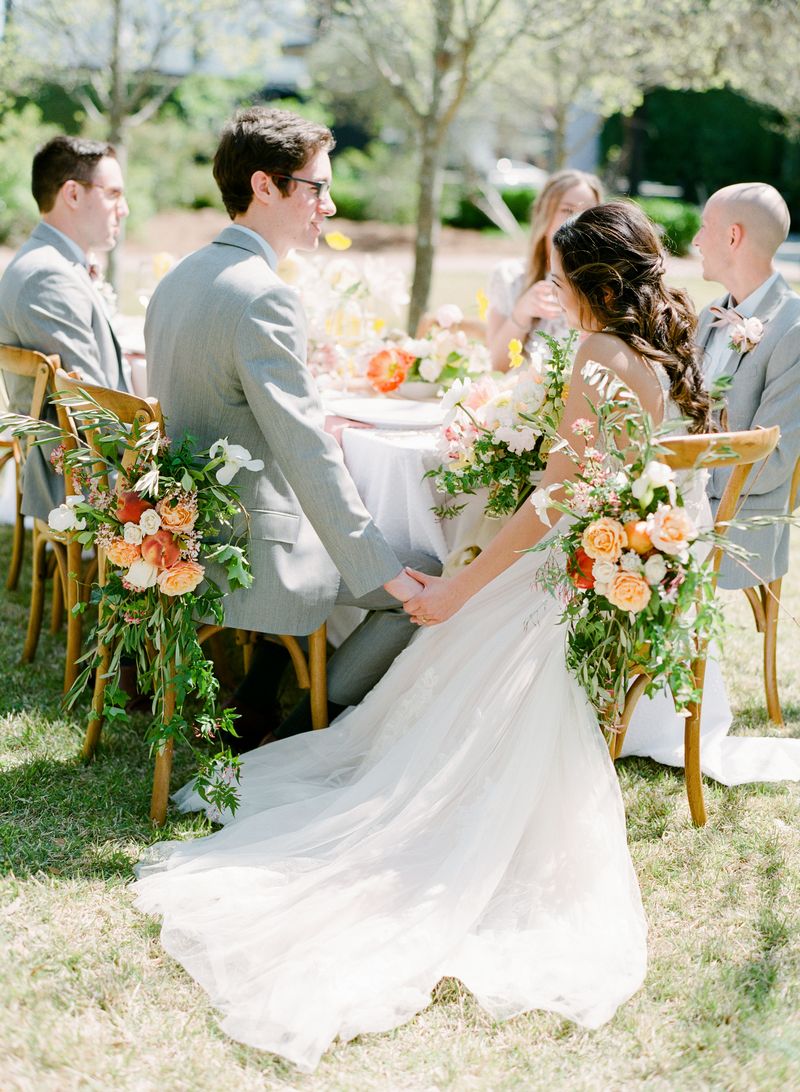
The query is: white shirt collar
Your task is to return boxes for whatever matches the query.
[42,222,87,266]
[227,224,278,268]
[731,271,779,318]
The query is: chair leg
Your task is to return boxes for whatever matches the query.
[62,540,83,693]
[20,529,49,664]
[685,657,708,827]
[279,635,311,690]
[50,562,64,634]
[308,624,328,730]
[763,578,783,726]
[612,673,650,761]
[150,665,176,826]
[6,476,25,591]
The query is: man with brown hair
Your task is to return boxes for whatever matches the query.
[146,107,436,746]
[0,135,130,518]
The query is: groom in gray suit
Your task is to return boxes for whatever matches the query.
[0,135,130,519]
[694,183,800,590]
[146,107,436,744]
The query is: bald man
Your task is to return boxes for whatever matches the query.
[694,183,800,590]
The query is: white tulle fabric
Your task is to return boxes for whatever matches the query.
[133,546,647,1071]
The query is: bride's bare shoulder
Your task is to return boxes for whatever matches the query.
[574,332,662,415]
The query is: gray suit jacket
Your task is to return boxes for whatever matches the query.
[698,273,800,588]
[145,227,401,634]
[0,222,128,519]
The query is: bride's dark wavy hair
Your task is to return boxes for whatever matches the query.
[552,202,711,433]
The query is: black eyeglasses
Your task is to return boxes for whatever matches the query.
[74,180,127,206]
[272,174,331,201]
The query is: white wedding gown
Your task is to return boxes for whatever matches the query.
[134,535,648,1071]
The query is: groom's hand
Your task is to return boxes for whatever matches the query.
[384,570,424,604]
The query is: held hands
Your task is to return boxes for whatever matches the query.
[403,568,467,626]
[512,280,561,327]
[383,569,425,603]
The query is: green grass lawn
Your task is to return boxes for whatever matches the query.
[1,516,800,1090]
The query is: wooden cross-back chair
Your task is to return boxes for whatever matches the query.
[0,346,91,692]
[54,372,329,826]
[0,367,25,591]
[741,451,800,726]
[610,425,781,827]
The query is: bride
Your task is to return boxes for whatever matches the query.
[133,203,713,1071]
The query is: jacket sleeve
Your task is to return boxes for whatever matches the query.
[15,267,112,386]
[710,319,800,500]
[233,281,402,597]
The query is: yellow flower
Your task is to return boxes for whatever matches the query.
[476,288,489,321]
[508,337,524,369]
[152,252,175,280]
[372,317,386,334]
[325,231,352,251]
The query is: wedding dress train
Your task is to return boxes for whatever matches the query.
[133,543,647,1071]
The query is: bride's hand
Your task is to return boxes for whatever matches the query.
[403,568,467,625]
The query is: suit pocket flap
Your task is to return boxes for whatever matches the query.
[247,508,301,544]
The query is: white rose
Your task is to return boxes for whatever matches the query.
[123,522,144,545]
[419,358,441,383]
[592,559,618,586]
[139,507,162,534]
[434,303,463,328]
[620,550,643,573]
[742,316,763,342]
[124,559,159,590]
[643,553,668,585]
[48,504,78,533]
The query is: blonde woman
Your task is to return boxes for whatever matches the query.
[487,168,602,368]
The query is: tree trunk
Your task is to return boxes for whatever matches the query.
[408,117,444,335]
[105,0,126,289]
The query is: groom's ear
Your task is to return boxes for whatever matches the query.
[250,171,274,207]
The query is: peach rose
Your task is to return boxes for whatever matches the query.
[647,505,697,557]
[106,537,142,567]
[605,570,652,613]
[156,559,205,597]
[157,497,198,534]
[581,517,626,563]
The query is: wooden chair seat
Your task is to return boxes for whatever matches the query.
[610,425,781,826]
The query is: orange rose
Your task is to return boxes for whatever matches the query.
[581,517,626,563]
[157,497,198,534]
[156,559,205,597]
[605,570,652,613]
[366,347,415,393]
[624,519,651,555]
[648,505,697,557]
[106,537,142,567]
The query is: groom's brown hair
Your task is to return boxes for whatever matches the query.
[213,107,335,218]
[32,135,116,213]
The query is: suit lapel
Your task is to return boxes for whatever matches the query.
[719,274,790,382]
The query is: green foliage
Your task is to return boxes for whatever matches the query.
[442,185,536,231]
[331,142,419,224]
[0,103,57,245]
[634,196,701,256]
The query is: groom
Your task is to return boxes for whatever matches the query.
[145,107,436,745]
[694,183,800,590]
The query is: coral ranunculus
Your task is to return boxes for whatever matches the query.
[106,537,142,567]
[624,519,652,554]
[157,559,205,596]
[140,528,181,569]
[605,570,652,613]
[116,490,154,525]
[568,547,596,589]
[366,347,415,393]
[157,497,198,534]
[581,517,626,563]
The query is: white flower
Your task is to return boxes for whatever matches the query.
[403,337,433,358]
[209,438,265,486]
[730,316,764,352]
[47,494,86,532]
[124,558,159,590]
[530,483,558,527]
[123,522,143,545]
[435,303,463,328]
[441,378,472,423]
[643,553,668,585]
[493,425,538,454]
[138,508,162,534]
[642,461,674,488]
[419,358,442,383]
[620,550,643,573]
[592,558,618,588]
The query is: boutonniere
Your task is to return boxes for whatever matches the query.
[87,261,118,317]
[710,305,765,355]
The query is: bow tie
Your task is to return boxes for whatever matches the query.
[709,303,744,329]
[86,262,100,281]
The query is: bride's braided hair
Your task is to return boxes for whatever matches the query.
[553,202,711,433]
